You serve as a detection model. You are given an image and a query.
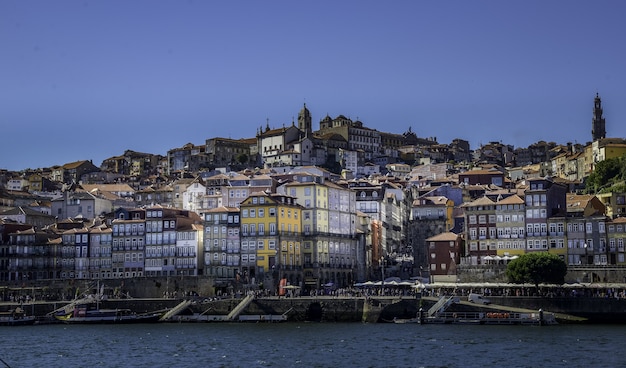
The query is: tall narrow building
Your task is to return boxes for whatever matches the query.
[592,93,606,141]
[298,103,312,137]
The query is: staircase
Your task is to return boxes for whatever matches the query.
[226,293,255,321]
[159,300,193,321]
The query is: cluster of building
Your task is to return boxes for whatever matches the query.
[2,94,626,292]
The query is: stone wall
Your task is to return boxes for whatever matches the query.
[457,264,626,284]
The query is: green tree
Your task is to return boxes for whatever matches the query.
[236,153,249,165]
[585,154,626,193]
[505,252,567,288]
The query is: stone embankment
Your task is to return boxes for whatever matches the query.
[1,295,624,323]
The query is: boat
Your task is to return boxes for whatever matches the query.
[54,304,162,324]
[51,280,162,324]
[391,311,557,326]
[0,307,36,326]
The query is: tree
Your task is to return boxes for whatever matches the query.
[236,153,249,165]
[585,154,626,193]
[505,252,567,288]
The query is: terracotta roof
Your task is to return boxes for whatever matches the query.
[80,184,135,193]
[205,206,240,213]
[496,194,524,205]
[427,232,459,242]
[464,196,495,207]
[566,194,594,211]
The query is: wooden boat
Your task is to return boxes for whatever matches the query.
[55,304,162,324]
[0,307,36,326]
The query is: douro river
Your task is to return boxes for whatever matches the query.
[1,322,623,367]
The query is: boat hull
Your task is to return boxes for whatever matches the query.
[55,306,162,324]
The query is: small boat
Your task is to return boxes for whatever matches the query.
[391,311,557,326]
[0,307,36,326]
[55,304,162,324]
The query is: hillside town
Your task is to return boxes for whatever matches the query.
[2,93,626,296]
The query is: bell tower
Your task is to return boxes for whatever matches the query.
[592,93,606,141]
[298,103,312,137]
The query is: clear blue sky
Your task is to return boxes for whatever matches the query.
[2,0,625,171]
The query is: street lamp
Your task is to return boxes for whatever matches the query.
[379,257,385,296]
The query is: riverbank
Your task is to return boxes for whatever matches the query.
[1,294,620,324]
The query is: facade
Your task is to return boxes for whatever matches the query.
[167,143,208,175]
[381,185,407,257]
[51,191,112,220]
[494,194,526,257]
[181,177,207,214]
[278,174,359,289]
[463,196,497,265]
[111,208,146,278]
[524,177,567,254]
[596,192,626,219]
[426,232,462,283]
[6,228,61,282]
[51,160,100,184]
[349,180,383,222]
[144,207,173,277]
[318,115,382,161]
[257,125,302,168]
[203,206,241,285]
[221,172,275,208]
[411,196,455,232]
[175,223,202,276]
[88,225,113,279]
[134,184,174,207]
[458,169,506,187]
[607,217,626,265]
[239,192,303,291]
[205,137,252,168]
[0,206,56,230]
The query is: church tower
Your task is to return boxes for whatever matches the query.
[298,103,312,137]
[592,93,606,141]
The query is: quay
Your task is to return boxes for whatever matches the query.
[0,294,605,324]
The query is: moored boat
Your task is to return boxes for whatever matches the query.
[0,307,36,326]
[391,310,557,325]
[54,304,162,324]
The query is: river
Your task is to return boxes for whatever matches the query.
[1,323,623,368]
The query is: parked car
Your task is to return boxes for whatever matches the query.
[468,293,491,305]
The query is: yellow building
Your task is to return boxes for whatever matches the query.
[239,191,302,291]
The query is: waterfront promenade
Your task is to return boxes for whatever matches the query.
[1,291,623,324]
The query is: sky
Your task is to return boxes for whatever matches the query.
[2,0,626,171]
